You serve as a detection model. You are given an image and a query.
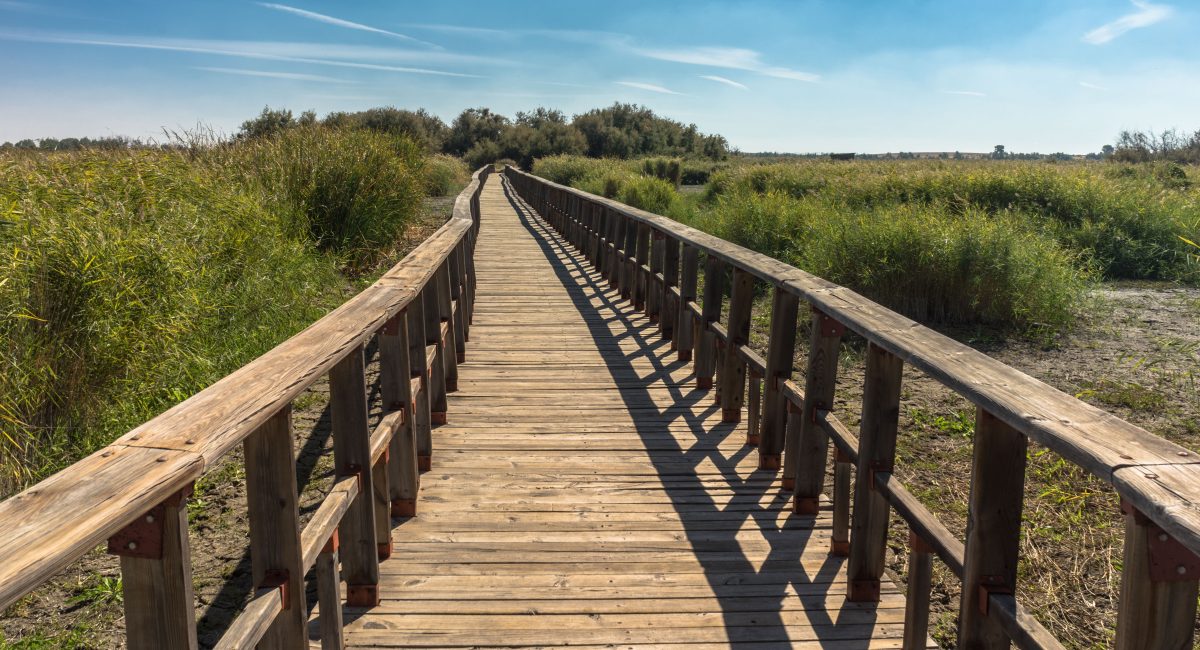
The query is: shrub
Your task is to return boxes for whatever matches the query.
[618,176,678,214]
[420,153,470,196]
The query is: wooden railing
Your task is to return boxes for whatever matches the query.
[504,166,1200,650]
[0,166,489,649]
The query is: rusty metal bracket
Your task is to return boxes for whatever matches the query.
[866,460,891,492]
[834,447,852,464]
[107,483,194,559]
[811,307,847,337]
[977,576,1012,616]
[343,463,365,492]
[1122,499,1200,582]
[908,530,933,554]
[261,570,291,610]
[322,529,340,555]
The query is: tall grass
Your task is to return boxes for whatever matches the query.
[0,126,438,493]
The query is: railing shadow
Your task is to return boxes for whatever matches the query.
[499,178,878,648]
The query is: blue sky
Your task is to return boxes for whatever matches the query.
[0,0,1196,153]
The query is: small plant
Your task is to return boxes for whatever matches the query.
[910,407,976,438]
[67,575,123,607]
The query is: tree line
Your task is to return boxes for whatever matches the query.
[240,103,731,168]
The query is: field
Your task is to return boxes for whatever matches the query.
[533,154,1200,647]
[0,127,468,495]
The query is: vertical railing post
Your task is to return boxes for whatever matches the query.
[647,231,664,324]
[316,532,344,650]
[437,262,459,394]
[330,345,380,607]
[633,223,650,311]
[243,405,306,646]
[719,269,754,425]
[846,342,903,602]
[676,245,698,362]
[621,217,638,302]
[661,235,680,343]
[449,246,467,362]
[424,285,448,426]
[109,485,198,650]
[695,255,724,390]
[1114,503,1200,649]
[957,408,1028,647]
[759,287,799,469]
[380,312,419,517]
[831,447,852,555]
[904,531,934,650]
[788,308,845,504]
[407,298,433,472]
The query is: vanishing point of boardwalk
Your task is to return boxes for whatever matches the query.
[333,174,918,648]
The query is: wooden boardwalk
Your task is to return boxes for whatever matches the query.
[332,174,919,648]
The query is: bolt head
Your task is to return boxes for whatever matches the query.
[1178,565,1188,576]
[145,514,155,524]
[127,541,138,551]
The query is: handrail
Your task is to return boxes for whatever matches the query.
[504,165,1200,650]
[0,165,490,648]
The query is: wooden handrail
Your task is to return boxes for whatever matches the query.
[505,165,1200,650]
[0,166,491,648]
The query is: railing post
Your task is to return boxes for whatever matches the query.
[330,345,380,607]
[695,255,724,390]
[407,298,433,472]
[958,408,1027,648]
[633,223,650,311]
[759,287,799,469]
[316,532,344,650]
[904,531,934,650]
[788,308,845,504]
[109,485,198,650]
[647,231,664,324]
[437,262,459,393]
[423,285,448,425]
[661,235,680,343]
[832,447,852,555]
[1114,502,1200,649]
[449,246,467,362]
[242,405,306,646]
[676,245,698,362]
[719,269,754,425]
[847,342,903,602]
[380,312,419,517]
[621,216,638,301]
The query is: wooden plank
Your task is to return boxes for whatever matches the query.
[118,489,199,650]
[759,287,799,468]
[789,309,845,510]
[330,345,380,607]
[242,406,305,647]
[719,268,754,425]
[694,254,724,389]
[847,342,903,602]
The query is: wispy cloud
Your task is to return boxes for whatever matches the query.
[1078,81,1109,91]
[941,90,986,97]
[633,46,818,82]
[257,3,440,48]
[195,66,356,83]
[1083,0,1173,44]
[0,30,484,77]
[616,81,683,95]
[699,74,748,90]
[402,23,513,39]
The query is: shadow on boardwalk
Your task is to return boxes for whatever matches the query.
[500,179,882,648]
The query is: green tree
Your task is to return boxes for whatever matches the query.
[444,108,509,157]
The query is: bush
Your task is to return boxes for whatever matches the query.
[618,176,678,214]
[212,126,425,271]
[0,149,344,491]
[420,153,470,196]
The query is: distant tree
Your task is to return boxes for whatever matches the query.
[497,108,586,168]
[298,110,317,126]
[326,107,449,151]
[239,106,296,139]
[444,108,509,157]
[1101,144,1115,159]
[991,144,1006,160]
[572,103,727,160]
[14,139,36,150]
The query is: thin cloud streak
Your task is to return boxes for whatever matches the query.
[616,81,683,95]
[941,90,986,96]
[1079,81,1108,91]
[0,31,482,77]
[1083,0,1173,44]
[633,45,818,82]
[195,66,356,83]
[257,3,440,49]
[402,23,513,38]
[699,74,748,90]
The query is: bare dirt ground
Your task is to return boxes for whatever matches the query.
[0,196,454,649]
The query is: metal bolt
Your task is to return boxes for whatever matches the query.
[1158,533,1169,542]
[1179,451,1190,457]
[145,515,155,524]
[1178,566,1188,576]
[127,541,138,551]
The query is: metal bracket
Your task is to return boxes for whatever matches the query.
[908,530,933,554]
[107,483,194,559]
[261,570,291,610]
[834,447,852,464]
[866,460,891,492]
[977,576,1012,616]
[1122,499,1200,581]
[343,463,365,492]
[322,529,340,555]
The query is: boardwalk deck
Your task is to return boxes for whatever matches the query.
[321,174,925,648]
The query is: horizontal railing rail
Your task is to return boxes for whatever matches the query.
[504,165,1200,650]
[0,166,490,648]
